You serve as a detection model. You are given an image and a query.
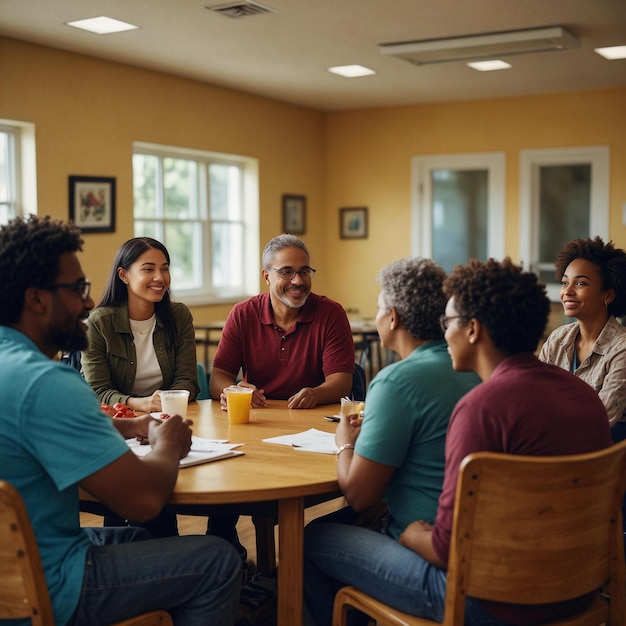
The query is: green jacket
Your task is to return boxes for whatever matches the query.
[82,302,199,406]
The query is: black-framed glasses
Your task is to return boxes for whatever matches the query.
[43,280,92,302]
[439,314,464,333]
[267,267,316,281]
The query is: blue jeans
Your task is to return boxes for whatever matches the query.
[303,522,507,626]
[66,527,242,626]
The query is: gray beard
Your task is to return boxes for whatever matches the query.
[278,291,308,309]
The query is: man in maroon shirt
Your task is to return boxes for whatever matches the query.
[210,233,354,409]
[400,257,611,625]
[207,234,355,565]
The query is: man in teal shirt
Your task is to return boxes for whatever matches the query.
[0,215,241,625]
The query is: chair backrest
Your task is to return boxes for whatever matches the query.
[444,441,626,625]
[0,479,55,625]
[0,480,173,626]
[196,362,211,400]
[350,363,367,401]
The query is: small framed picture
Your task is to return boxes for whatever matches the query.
[340,207,368,239]
[282,194,306,234]
[69,175,116,233]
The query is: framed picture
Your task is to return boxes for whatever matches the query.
[340,207,368,239]
[282,194,306,234]
[69,175,116,233]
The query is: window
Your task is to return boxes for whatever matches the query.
[0,120,37,225]
[519,146,609,300]
[133,142,259,304]
[411,153,505,273]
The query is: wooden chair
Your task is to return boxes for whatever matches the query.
[0,480,173,626]
[333,440,626,626]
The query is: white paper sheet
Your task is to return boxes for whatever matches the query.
[126,436,244,467]
[263,428,337,455]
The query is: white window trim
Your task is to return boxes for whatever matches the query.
[133,141,259,306]
[0,119,37,220]
[411,152,506,261]
[519,146,609,301]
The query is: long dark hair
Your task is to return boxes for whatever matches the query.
[98,237,177,350]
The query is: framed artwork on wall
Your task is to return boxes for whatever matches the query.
[69,175,116,233]
[282,194,306,234]
[340,207,368,239]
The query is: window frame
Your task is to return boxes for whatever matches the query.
[519,146,609,301]
[133,141,259,305]
[0,120,37,224]
[411,152,506,263]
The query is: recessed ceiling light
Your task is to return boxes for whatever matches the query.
[594,45,626,60]
[468,60,512,71]
[65,16,139,35]
[327,65,376,78]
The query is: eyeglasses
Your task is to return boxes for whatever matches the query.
[439,314,464,333]
[267,267,316,281]
[44,280,92,302]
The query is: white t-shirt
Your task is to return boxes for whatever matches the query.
[129,314,162,396]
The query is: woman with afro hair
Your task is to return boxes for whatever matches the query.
[539,236,626,442]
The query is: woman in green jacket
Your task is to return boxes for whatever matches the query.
[83,237,199,413]
[82,237,199,536]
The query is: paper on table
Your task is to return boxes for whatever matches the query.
[263,428,337,455]
[126,436,244,467]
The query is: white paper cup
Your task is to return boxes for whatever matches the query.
[340,398,364,419]
[161,390,190,418]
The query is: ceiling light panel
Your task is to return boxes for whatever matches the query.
[380,26,579,66]
[65,16,139,34]
[327,65,376,78]
[468,60,512,71]
[594,45,626,60]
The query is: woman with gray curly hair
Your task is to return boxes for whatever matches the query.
[539,236,626,442]
[304,257,480,626]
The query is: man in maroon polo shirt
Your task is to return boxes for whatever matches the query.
[207,234,355,567]
[210,233,355,410]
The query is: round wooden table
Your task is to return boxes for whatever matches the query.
[171,399,341,626]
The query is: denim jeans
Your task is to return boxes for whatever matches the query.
[66,526,242,626]
[303,522,508,626]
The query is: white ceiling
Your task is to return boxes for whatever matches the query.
[1,0,625,112]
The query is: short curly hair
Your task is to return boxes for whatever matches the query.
[554,236,626,318]
[443,257,549,355]
[0,215,83,325]
[377,257,446,340]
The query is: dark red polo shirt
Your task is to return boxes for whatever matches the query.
[213,292,355,399]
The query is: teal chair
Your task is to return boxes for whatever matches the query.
[196,363,211,400]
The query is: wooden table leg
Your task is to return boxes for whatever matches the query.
[278,497,304,626]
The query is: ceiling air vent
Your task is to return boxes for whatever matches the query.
[206,1,276,18]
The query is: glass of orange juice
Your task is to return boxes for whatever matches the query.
[225,386,254,424]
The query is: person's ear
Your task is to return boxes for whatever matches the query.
[604,288,615,306]
[24,287,47,314]
[117,267,129,285]
[388,307,399,331]
[261,268,270,285]
[467,318,481,345]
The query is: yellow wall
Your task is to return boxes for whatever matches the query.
[0,36,327,322]
[326,92,626,318]
[2,36,626,325]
